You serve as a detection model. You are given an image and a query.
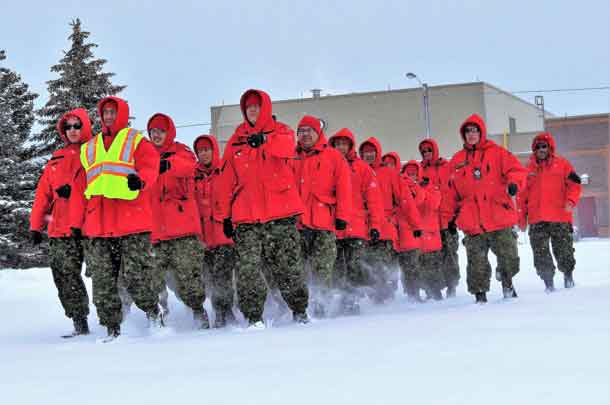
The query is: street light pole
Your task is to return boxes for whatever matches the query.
[535,95,546,131]
[406,72,431,139]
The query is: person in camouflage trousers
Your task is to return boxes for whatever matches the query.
[30,108,92,338]
[292,115,352,318]
[71,97,162,339]
[215,90,309,326]
[519,132,581,292]
[194,134,238,328]
[440,228,460,295]
[147,113,209,328]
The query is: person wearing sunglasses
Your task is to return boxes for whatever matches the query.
[146,113,208,328]
[30,108,92,338]
[518,132,581,292]
[71,97,163,341]
[418,138,460,298]
[446,114,526,303]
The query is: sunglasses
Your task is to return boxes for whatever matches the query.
[535,143,549,150]
[63,123,82,131]
[420,148,433,153]
[297,128,313,135]
[464,126,480,134]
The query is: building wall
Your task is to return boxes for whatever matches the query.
[211,82,543,162]
[483,83,545,137]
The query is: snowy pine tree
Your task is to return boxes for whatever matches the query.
[33,18,126,155]
[0,50,44,268]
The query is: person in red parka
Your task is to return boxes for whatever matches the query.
[193,134,237,327]
[215,89,309,326]
[381,152,401,173]
[293,115,352,318]
[30,108,91,337]
[518,132,581,292]
[402,160,444,301]
[147,113,208,328]
[329,128,383,314]
[359,137,421,303]
[447,114,526,303]
[71,96,161,339]
[419,138,460,297]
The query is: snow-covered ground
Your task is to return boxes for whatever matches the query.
[1,238,609,405]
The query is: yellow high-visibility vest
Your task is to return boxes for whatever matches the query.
[80,128,144,200]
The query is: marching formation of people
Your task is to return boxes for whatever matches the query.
[29,89,582,340]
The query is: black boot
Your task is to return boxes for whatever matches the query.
[543,277,555,293]
[475,292,487,304]
[101,324,120,342]
[293,311,310,324]
[564,270,575,289]
[430,289,444,301]
[61,317,90,338]
[502,275,518,299]
[193,308,210,329]
[446,285,457,298]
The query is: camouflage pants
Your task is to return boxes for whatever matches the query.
[49,237,89,320]
[234,217,309,323]
[419,251,445,294]
[85,233,159,328]
[335,238,370,289]
[529,222,575,281]
[204,244,237,320]
[440,229,460,288]
[300,228,337,289]
[363,240,398,302]
[398,249,420,297]
[153,236,206,311]
[463,227,520,294]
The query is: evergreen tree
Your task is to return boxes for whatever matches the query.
[34,18,126,155]
[0,50,43,268]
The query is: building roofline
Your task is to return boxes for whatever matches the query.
[482,82,555,117]
[546,113,610,124]
[211,81,491,109]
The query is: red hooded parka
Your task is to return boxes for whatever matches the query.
[71,97,160,238]
[447,114,526,236]
[147,113,201,244]
[215,89,303,225]
[419,138,453,229]
[518,132,581,227]
[193,135,234,249]
[30,108,92,237]
[328,129,384,240]
[293,116,352,232]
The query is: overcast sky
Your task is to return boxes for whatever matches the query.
[2,0,609,146]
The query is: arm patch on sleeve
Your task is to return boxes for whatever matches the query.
[567,171,581,184]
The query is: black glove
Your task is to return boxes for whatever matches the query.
[420,177,430,187]
[335,218,347,231]
[55,184,71,199]
[507,183,518,196]
[31,230,42,245]
[369,228,380,242]
[127,173,143,191]
[413,229,422,238]
[223,218,234,239]
[447,220,458,235]
[159,159,171,174]
[247,133,266,148]
[71,227,83,240]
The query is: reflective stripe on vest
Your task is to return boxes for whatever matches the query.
[80,128,143,200]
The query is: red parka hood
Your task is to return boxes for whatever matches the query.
[329,128,357,160]
[401,159,421,180]
[419,138,441,165]
[239,89,275,134]
[98,96,129,136]
[146,113,177,153]
[382,152,401,173]
[193,134,220,172]
[531,131,556,154]
[56,108,92,145]
[459,114,488,150]
[359,137,383,168]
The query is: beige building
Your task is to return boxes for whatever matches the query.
[210,81,545,161]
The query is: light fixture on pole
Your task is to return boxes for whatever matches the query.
[535,95,546,131]
[406,72,431,139]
